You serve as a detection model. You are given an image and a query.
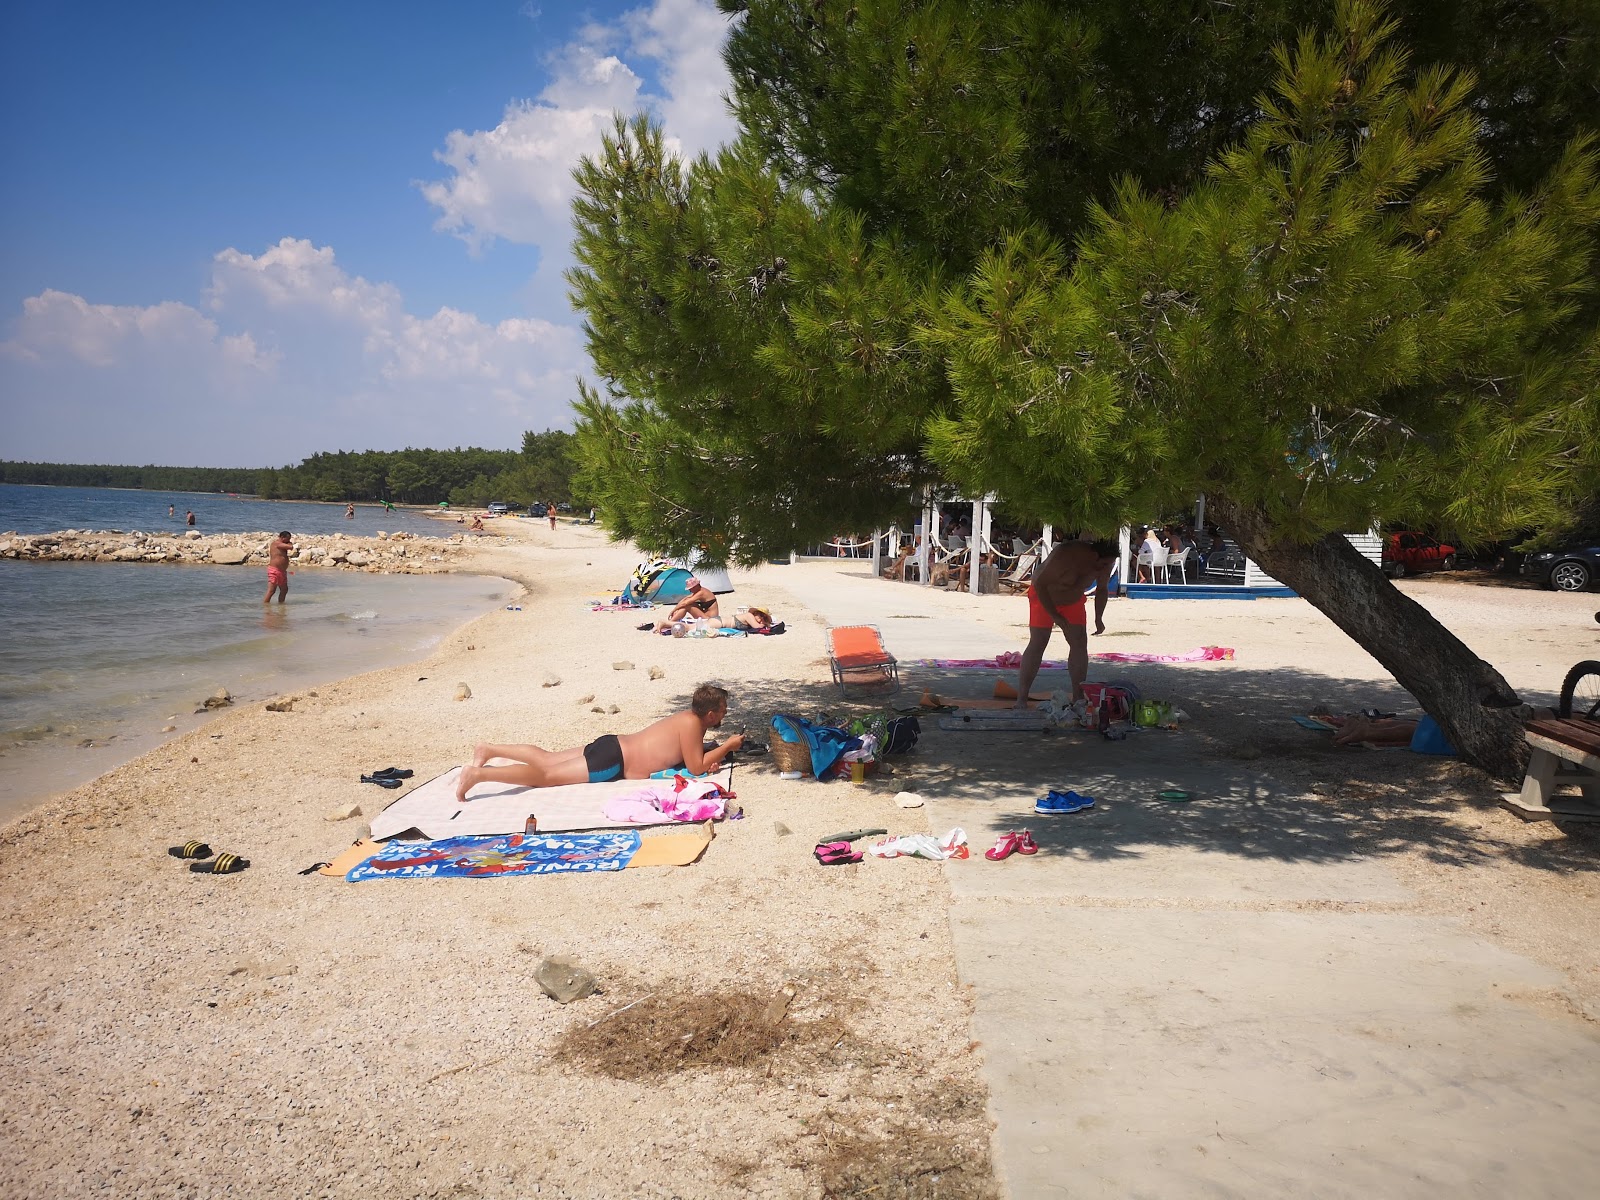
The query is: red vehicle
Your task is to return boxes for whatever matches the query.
[1382,532,1457,578]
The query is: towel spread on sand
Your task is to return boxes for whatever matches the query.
[349,831,641,880]
[368,766,735,841]
[919,647,1234,669]
[603,778,732,823]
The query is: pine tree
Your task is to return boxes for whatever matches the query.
[568,1,1600,777]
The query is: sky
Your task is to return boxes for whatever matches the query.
[0,0,738,467]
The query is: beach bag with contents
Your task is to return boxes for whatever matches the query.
[883,715,921,755]
[1132,699,1173,728]
[1082,683,1135,724]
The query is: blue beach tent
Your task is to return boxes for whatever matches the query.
[620,560,697,604]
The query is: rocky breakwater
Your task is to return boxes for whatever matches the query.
[1,529,486,574]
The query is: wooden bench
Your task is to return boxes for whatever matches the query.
[1500,717,1600,822]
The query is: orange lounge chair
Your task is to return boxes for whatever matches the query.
[827,624,901,696]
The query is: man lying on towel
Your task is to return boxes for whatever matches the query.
[455,684,745,801]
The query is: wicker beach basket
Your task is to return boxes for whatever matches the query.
[771,719,813,776]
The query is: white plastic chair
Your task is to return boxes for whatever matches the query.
[1136,543,1168,583]
[1167,546,1192,584]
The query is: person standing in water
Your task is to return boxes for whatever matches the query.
[345,502,355,519]
[263,531,293,604]
[185,510,196,527]
[168,504,175,518]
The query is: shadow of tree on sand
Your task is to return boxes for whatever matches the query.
[663,661,1599,877]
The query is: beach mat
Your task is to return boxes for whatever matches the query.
[368,765,734,841]
[938,712,1049,731]
[992,680,1052,701]
[342,822,715,882]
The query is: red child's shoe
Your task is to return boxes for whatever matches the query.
[985,832,1024,861]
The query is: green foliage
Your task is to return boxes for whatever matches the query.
[1,432,584,509]
[570,0,1600,558]
[568,116,944,564]
[927,6,1600,542]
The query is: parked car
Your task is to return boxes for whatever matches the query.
[1520,543,1600,592]
[526,502,548,517]
[1382,532,1456,578]
[486,501,510,514]
[556,502,572,512]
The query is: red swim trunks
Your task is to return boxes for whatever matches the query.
[1027,582,1085,630]
[267,566,288,587]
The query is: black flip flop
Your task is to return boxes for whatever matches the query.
[360,775,403,788]
[168,840,212,860]
[190,853,249,874]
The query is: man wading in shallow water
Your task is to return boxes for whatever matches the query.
[454,684,744,801]
[262,531,293,604]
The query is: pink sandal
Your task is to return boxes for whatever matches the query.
[985,830,1039,861]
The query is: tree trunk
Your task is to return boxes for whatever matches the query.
[1213,499,1530,782]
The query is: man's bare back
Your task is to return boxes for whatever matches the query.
[616,710,714,777]
[454,685,743,801]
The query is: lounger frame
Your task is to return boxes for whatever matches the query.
[826,624,901,696]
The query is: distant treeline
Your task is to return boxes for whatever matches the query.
[1,430,579,509]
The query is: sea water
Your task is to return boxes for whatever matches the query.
[0,490,516,822]
[0,482,449,536]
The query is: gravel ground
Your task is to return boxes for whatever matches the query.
[0,523,994,1199]
[2,527,1595,1198]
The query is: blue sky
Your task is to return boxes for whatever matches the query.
[0,0,737,466]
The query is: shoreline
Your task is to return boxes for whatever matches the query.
[0,534,540,830]
[1,530,1595,1195]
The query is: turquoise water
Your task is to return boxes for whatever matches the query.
[0,553,515,821]
[0,482,446,537]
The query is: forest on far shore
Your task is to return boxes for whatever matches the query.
[0,430,579,508]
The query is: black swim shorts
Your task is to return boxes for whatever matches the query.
[582,734,624,783]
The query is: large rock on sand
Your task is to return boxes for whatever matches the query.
[209,547,249,565]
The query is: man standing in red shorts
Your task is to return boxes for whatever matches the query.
[262,530,293,604]
[1016,538,1119,705]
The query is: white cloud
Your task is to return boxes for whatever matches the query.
[420,0,737,256]
[2,289,274,372]
[0,240,587,465]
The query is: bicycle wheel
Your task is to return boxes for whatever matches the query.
[1559,660,1600,720]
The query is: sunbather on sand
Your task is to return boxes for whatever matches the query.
[649,576,720,630]
[455,684,744,800]
[712,605,773,631]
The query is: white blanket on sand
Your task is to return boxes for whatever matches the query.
[368,764,735,841]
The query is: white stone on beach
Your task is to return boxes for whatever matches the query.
[542,675,561,688]
[201,688,233,710]
[345,553,370,567]
[612,661,634,671]
[534,957,597,1004]
[184,529,202,539]
[453,683,472,701]
[209,548,249,565]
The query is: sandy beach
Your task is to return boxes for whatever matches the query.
[2,522,1598,1197]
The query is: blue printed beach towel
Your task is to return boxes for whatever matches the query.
[347,830,642,881]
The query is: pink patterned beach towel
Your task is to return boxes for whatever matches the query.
[920,647,1234,669]
[1092,646,1235,663]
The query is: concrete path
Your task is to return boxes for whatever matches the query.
[762,561,1600,1198]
